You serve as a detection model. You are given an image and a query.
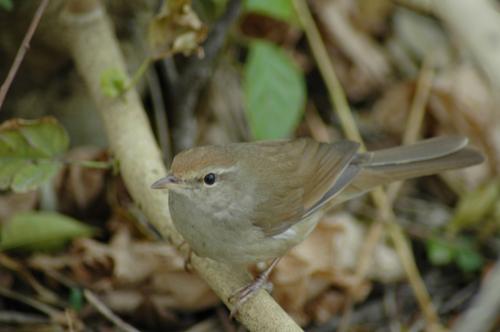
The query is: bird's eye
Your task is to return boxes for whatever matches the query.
[203,173,216,186]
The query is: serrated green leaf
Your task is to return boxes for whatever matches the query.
[0,211,95,252]
[11,161,61,192]
[19,120,69,156]
[0,118,69,193]
[244,0,297,24]
[426,238,455,266]
[244,41,306,140]
[0,159,26,190]
[100,68,128,97]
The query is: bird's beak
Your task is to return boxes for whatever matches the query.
[151,175,181,189]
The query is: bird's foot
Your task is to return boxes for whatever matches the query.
[228,275,270,319]
[227,257,281,319]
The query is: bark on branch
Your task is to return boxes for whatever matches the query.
[57,2,302,331]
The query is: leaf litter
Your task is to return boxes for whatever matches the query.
[1,0,499,331]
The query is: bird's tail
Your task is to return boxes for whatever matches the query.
[339,136,484,201]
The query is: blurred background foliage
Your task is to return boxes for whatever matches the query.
[0,0,499,331]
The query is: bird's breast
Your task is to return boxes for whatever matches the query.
[168,191,302,264]
[168,191,260,263]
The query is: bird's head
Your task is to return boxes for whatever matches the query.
[151,145,242,201]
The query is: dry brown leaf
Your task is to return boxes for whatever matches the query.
[307,290,345,324]
[372,81,414,137]
[57,147,107,211]
[240,13,301,47]
[272,212,403,325]
[79,225,217,312]
[0,191,37,224]
[356,0,394,35]
[99,289,143,313]
[29,254,79,271]
[30,221,218,314]
[391,8,452,69]
[372,64,494,189]
[312,0,392,99]
[148,0,207,59]
[430,65,496,186]
[198,60,249,146]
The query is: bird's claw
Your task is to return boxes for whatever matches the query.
[228,277,272,319]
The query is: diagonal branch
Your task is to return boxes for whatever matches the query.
[57,2,302,331]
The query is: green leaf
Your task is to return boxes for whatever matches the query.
[194,0,229,21]
[455,239,484,273]
[100,68,128,97]
[244,0,297,24]
[69,288,84,312]
[448,182,500,233]
[0,0,13,11]
[0,211,95,252]
[426,237,455,266]
[11,161,61,192]
[244,41,306,140]
[0,117,69,193]
[426,236,485,273]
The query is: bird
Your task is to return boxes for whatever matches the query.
[151,136,483,316]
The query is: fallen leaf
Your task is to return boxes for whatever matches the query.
[272,212,403,325]
[0,211,95,251]
[148,0,207,59]
[0,191,38,223]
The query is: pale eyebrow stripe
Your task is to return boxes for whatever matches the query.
[203,165,237,174]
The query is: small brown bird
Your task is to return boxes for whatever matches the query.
[151,136,483,314]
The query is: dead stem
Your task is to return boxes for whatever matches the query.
[84,290,140,332]
[0,253,60,304]
[292,0,442,329]
[388,58,435,202]
[0,0,50,110]
[0,286,60,318]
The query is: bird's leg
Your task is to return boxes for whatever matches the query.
[228,257,281,318]
[183,247,193,272]
[175,241,193,272]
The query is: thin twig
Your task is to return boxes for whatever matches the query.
[65,310,75,332]
[0,253,59,305]
[125,58,151,93]
[170,0,242,152]
[291,0,362,145]
[402,59,434,144]
[63,159,113,169]
[388,58,434,202]
[0,0,50,110]
[359,60,433,311]
[147,66,172,164]
[305,102,334,142]
[0,286,60,318]
[0,311,49,325]
[84,290,141,332]
[292,0,442,329]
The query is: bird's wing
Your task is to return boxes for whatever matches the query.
[246,139,360,236]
